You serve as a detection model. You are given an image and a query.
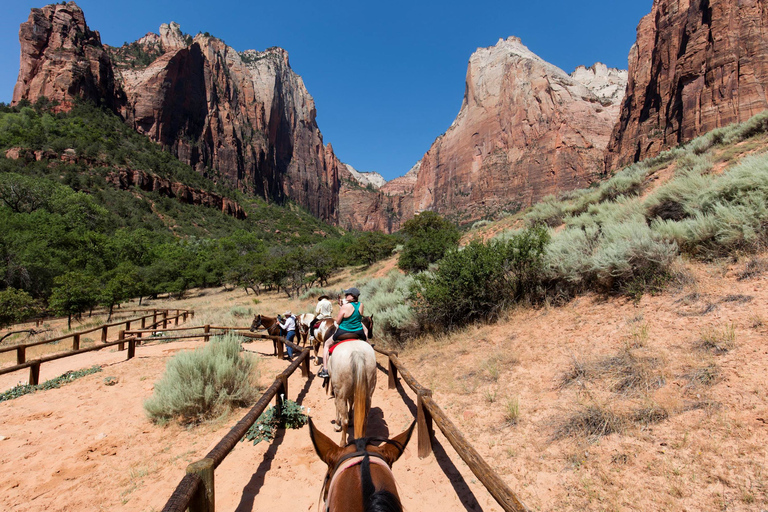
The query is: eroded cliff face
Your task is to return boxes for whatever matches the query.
[12,2,124,111]
[605,0,768,170]
[411,38,626,224]
[113,26,340,222]
[12,4,340,223]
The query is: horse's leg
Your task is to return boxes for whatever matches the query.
[335,394,347,442]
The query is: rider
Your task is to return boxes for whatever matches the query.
[317,287,366,378]
[277,310,297,361]
[309,295,333,341]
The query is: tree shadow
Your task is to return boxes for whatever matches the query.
[390,371,484,512]
[234,374,314,512]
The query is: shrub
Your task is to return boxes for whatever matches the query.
[412,226,548,329]
[358,271,418,340]
[242,398,309,445]
[398,211,461,272]
[144,335,260,424]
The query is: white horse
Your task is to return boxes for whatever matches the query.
[296,313,315,346]
[327,339,377,445]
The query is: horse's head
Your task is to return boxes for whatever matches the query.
[309,417,415,512]
[250,314,262,333]
[362,314,374,340]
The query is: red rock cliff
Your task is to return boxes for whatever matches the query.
[605,0,768,170]
[12,5,340,223]
[410,38,626,224]
[12,2,124,112]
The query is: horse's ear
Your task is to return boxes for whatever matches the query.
[378,420,416,466]
[308,417,343,467]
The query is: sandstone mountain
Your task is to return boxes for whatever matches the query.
[13,2,342,224]
[605,0,768,170]
[407,38,626,224]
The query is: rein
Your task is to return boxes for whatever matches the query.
[320,437,406,512]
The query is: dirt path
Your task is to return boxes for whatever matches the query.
[0,338,502,512]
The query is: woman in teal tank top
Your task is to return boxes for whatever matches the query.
[332,287,366,341]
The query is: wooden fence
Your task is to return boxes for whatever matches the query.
[0,309,193,385]
[375,346,530,512]
[162,334,310,512]
[158,329,530,512]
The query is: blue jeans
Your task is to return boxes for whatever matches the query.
[285,331,296,358]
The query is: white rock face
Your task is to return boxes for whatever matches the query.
[160,22,187,50]
[344,164,386,189]
[571,64,628,106]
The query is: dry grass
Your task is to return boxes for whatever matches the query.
[699,323,737,353]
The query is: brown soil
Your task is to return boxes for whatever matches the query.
[1,254,766,511]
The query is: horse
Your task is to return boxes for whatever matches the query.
[328,338,377,445]
[296,313,315,346]
[312,315,375,366]
[309,417,415,512]
[250,314,283,355]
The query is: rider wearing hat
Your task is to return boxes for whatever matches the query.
[317,287,366,378]
[277,310,297,360]
[309,295,333,341]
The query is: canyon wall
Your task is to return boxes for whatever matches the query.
[606,0,768,170]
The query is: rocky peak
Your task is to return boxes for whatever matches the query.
[344,164,386,189]
[12,1,123,111]
[159,22,188,51]
[410,36,626,225]
[570,63,627,106]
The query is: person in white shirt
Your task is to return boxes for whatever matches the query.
[277,310,297,360]
[309,295,333,340]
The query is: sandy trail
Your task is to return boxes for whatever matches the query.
[0,337,501,512]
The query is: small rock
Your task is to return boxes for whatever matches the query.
[0,435,8,441]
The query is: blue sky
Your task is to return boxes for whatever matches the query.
[1,1,652,181]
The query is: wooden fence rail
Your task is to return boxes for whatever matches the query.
[374,346,530,512]
[0,310,193,385]
[0,310,193,359]
[162,340,311,512]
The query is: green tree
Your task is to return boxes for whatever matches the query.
[100,263,141,320]
[48,272,100,329]
[0,288,40,328]
[350,231,397,266]
[398,211,461,272]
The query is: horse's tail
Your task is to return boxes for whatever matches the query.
[352,350,369,440]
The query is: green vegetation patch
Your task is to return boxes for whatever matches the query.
[241,398,309,445]
[0,365,102,402]
[144,335,260,425]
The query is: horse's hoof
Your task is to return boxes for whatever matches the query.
[333,424,342,432]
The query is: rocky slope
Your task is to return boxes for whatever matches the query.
[408,38,626,224]
[605,0,768,170]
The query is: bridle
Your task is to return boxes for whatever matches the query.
[319,436,406,512]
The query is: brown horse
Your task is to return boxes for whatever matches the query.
[250,314,283,355]
[309,417,414,512]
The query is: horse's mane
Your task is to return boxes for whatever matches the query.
[366,490,402,512]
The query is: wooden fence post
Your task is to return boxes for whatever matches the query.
[127,339,136,360]
[276,338,284,360]
[186,458,215,512]
[276,374,287,418]
[183,311,188,322]
[163,311,168,329]
[417,390,434,459]
[388,353,398,389]
[126,320,131,333]
[174,312,179,326]
[153,311,158,327]
[72,333,80,351]
[16,346,26,365]
[101,325,108,343]
[118,330,125,351]
[141,316,146,329]
[204,325,211,342]
[301,350,310,378]
[29,362,40,386]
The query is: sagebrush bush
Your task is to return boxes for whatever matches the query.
[358,271,418,340]
[144,334,260,424]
